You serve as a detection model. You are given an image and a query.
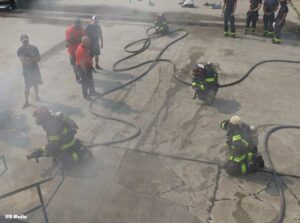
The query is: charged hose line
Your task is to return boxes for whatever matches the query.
[87,27,188,149]
[86,25,300,223]
[174,60,300,88]
[263,125,300,223]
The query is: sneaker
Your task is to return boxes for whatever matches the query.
[84,95,92,101]
[272,38,281,44]
[224,32,229,37]
[267,32,274,38]
[22,102,30,109]
[263,31,268,37]
[229,32,236,38]
[89,91,100,96]
[95,64,103,70]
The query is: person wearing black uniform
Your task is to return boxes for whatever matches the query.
[263,0,279,37]
[191,63,219,100]
[273,0,288,44]
[245,0,262,34]
[220,116,264,175]
[85,15,104,70]
[222,0,237,37]
[27,106,83,165]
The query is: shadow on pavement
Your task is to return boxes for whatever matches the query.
[94,98,140,115]
[212,98,241,114]
[93,79,127,92]
[97,69,134,81]
[0,111,31,148]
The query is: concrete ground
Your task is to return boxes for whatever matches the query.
[0,4,300,223]
[15,0,300,30]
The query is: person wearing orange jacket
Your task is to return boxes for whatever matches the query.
[65,19,86,83]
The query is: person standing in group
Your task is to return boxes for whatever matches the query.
[222,0,237,38]
[245,0,262,34]
[65,19,86,83]
[262,0,279,37]
[85,16,104,70]
[272,0,288,44]
[76,36,98,100]
[17,34,42,109]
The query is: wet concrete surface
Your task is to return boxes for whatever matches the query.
[0,13,299,223]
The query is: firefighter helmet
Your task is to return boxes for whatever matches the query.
[193,64,205,76]
[229,115,242,127]
[33,106,52,125]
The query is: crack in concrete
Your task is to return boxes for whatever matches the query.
[207,165,221,223]
[157,182,186,196]
[222,173,276,209]
[251,178,274,196]
[282,180,300,206]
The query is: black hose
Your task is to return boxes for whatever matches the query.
[263,125,300,223]
[87,27,188,148]
[86,25,300,223]
[174,60,300,87]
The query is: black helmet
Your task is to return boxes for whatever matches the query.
[33,106,52,125]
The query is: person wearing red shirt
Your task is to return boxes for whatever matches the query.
[76,36,97,100]
[65,19,86,83]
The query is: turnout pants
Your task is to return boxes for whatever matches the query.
[274,20,285,39]
[224,12,235,33]
[246,11,259,30]
[263,13,275,33]
[77,67,95,97]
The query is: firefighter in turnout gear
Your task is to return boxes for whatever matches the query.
[27,106,84,165]
[220,116,264,175]
[154,11,169,35]
[192,62,219,100]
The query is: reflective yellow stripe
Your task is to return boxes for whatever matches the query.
[205,78,215,83]
[41,146,46,152]
[48,128,68,141]
[221,121,226,130]
[228,154,246,162]
[247,152,253,161]
[72,152,79,161]
[62,127,68,135]
[200,84,205,90]
[48,135,61,141]
[241,139,249,147]
[232,135,242,141]
[192,82,197,87]
[61,139,76,150]
[241,163,247,174]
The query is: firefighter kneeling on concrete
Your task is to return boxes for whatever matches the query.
[192,62,219,101]
[220,116,264,175]
[27,106,86,166]
[154,11,169,35]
